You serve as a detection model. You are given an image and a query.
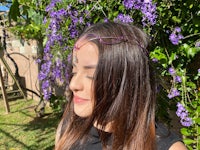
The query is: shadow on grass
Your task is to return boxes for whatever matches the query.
[25,112,61,131]
[0,100,62,150]
[0,128,29,149]
[26,112,61,149]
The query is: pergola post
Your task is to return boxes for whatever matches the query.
[0,64,10,113]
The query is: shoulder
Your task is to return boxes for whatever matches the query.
[169,141,188,150]
[156,123,187,150]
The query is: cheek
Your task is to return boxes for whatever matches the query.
[84,81,95,112]
[87,80,95,99]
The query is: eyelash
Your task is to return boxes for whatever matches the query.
[86,75,94,80]
[71,72,94,80]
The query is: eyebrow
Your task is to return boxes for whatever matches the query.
[72,63,96,69]
[83,65,97,69]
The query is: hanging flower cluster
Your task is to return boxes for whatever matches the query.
[167,88,180,99]
[169,27,184,45]
[115,13,134,23]
[167,67,181,99]
[38,2,67,99]
[38,0,90,99]
[176,102,193,127]
[122,0,157,26]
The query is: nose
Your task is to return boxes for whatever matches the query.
[69,74,83,92]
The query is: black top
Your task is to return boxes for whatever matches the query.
[156,123,181,150]
[70,123,182,150]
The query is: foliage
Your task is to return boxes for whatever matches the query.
[149,1,200,149]
[49,94,67,114]
[7,0,200,149]
[7,0,49,40]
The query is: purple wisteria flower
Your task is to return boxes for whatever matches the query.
[175,76,182,83]
[42,80,50,89]
[122,0,157,26]
[43,88,52,100]
[36,58,41,63]
[169,27,184,45]
[115,13,134,23]
[168,67,176,75]
[152,58,158,62]
[45,0,61,12]
[141,1,157,26]
[104,18,109,22]
[176,102,193,127]
[198,68,200,73]
[123,0,134,9]
[174,27,181,32]
[38,61,52,80]
[195,41,200,47]
[43,17,47,24]
[167,88,180,99]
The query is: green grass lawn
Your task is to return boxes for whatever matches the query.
[0,98,61,150]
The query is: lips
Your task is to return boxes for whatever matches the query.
[73,95,89,104]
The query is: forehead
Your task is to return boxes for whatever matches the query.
[73,40,99,65]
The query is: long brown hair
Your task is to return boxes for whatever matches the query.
[55,22,156,150]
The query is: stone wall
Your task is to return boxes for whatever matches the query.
[0,27,40,100]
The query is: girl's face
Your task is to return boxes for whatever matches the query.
[69,41,98,117]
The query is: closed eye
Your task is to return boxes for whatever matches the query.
[71,72,94,80]
[86,75,94,80]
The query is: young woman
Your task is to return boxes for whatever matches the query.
[55,22,187,150]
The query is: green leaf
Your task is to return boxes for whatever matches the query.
[27,8,43,25]
[8,0,20,22]
[181,44,199,59]
[187,47,196,58]
[193,117,200,124]
[183,138,195,145]
[150,48,167,63]
[172,16,181,23]
[168,52,177,64]
[113,11,119,17]
[181,128,191,136]
[186,81,196,89]
[118,5,124,11]
[197,106,200,113]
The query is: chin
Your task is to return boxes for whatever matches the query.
[74,104,93,118]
